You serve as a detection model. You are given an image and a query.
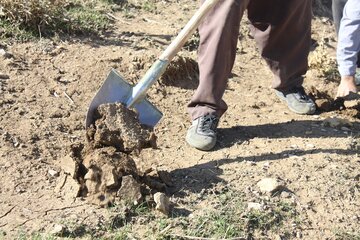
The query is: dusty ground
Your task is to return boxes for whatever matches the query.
[0,1,359,239]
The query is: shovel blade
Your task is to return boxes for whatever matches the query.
[85,69,162,128]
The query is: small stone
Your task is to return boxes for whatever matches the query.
[0,73,9,79]
[48,169,59,177]
[51,224,65,236]
[306,143,315,148]
[280,191,292,198]
[257,178,285,194]
[323,117,352,128]
[154,192,170,215]
[84,168,95,180]
[0,49,12,58]
[247,202,263,210]
[263,162,270,169]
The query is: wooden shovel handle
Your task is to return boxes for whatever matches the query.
[159,0,219,61]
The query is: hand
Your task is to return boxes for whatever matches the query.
[336,75,358,99]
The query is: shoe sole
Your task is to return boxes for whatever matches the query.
[185,134,216,151]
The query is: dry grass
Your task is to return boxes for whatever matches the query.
[308,39,340,81]
[1,0,70,28]
[0,0,111,39]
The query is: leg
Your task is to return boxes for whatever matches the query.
[187,0,249,120]
[247,0,316,114]
[248,0,312,90]
[186,0,249,151]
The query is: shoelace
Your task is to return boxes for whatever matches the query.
[199,115,218,133]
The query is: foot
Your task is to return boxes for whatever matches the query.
[355,68,360,86]
[275,86,316,115]
[186,114,219,151]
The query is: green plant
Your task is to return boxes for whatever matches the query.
[141,1,156,12]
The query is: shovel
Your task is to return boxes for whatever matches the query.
[85,0,219,128]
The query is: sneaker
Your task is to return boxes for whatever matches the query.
[275,86,316,115]
[355,68,360,86]
[186,114,219,151]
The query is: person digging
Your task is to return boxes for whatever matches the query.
[186,0,316,151]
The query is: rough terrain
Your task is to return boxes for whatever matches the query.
[0,1,359,239]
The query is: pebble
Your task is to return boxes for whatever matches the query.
[154,192,170,215]
[0,49,12,58]
[306,144,315,148]
[0,73,9,79]
[257,178,285,193]
[50,224,65,235]
[48,169,59,177]
[247,202,263,210]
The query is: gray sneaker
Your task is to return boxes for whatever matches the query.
[355,68,360,86]
[275,87,316,115]
[186,114,219,151]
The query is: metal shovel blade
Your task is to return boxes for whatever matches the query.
[85,69,162,128]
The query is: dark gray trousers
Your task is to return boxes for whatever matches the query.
[188,0,312,120]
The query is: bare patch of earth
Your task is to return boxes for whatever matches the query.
[0,1,359,239]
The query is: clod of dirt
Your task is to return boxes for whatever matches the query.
[59,155,78,178]
[87,103,156,152]
[117,175,143,205]
[54,172,81,201]
[308,86,346,112]
[62,103,171,207]
[82,147,138,206]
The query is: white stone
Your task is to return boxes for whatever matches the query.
[154,192,170,215]
[247,202,263,210]
[50,224,65,235]
[48,169,59,177]
[257,178,285,193]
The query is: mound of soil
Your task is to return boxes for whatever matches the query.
[64,103,168,207]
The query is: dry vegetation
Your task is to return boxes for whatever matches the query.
[0,0,113,39]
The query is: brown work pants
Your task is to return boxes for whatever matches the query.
[188,0,312,120]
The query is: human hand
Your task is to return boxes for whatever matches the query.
[336,75,359,100]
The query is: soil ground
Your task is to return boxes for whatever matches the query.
[0,1,359,239]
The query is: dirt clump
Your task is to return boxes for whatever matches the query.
[62,103,168,207]
[81,146,139,206]
[87,103,156,152]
